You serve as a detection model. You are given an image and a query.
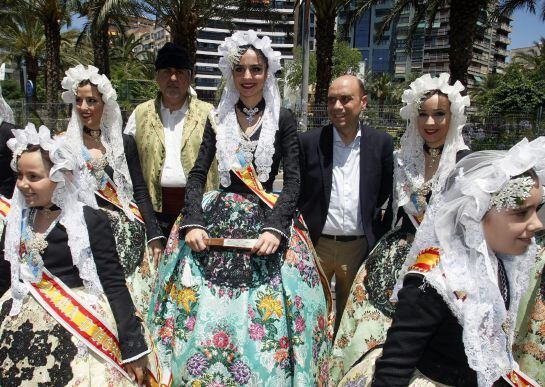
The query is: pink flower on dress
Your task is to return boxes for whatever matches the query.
[295,296,303,309]
[295,315,306,333]
[248,306,256,319]
[318,314,325,330]
[185,316,196,331]
[249,323,265,341]
[213,331,230,348]
[279,336,290,349]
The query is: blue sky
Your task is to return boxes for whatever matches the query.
[509,8,545,49]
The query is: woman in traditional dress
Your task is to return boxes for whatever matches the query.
[339,137,545,387]
[147,30,331,386]
[0,124,150,385]
[513,231,545,385]
[61,65,163,313]
[330,73,470,384]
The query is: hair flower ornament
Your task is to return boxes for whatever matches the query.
[218,30,281,77]
[61,64,117,105]
[400,73,470,121]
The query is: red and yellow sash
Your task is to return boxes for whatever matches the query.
[0,194,10,219]
[86,163,144,224]
[503,369,539,387]
[25,268,160,384]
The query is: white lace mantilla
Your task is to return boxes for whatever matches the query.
[393,73,470,226]
[215,30,282,187]
[5,124,104,316]
[392,137,545,386]
[0,85,15,125]
[61,64,135,220]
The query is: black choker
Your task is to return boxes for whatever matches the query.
[236,99,265,125]
[423,143,444,155]
[83,127,101,143]
[35,204,60,211]
[423,143,444,168]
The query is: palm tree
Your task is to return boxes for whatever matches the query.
[0,11,45,103]
[498,0,545,20]
[351,0,492,86]
[310,0,350,104]
[12,0,71,128]
[73,0,140,77]
[140,0,281,63]
[366,72,397,111]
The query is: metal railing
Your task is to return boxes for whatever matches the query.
[7,99,544,151]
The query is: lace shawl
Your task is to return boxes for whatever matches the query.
[215,30,282,187]
[392,137,545,386]
[0,85,15,125]
[393,73,470,226]
[5,124,103,316]
[61,65,136,220]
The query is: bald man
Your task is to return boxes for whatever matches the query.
[298,75,394,332]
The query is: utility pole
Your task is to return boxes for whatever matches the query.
[300,0,311,131]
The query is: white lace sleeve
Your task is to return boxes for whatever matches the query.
[124,111,137,137]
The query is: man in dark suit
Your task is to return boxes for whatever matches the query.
[298,74,393,331]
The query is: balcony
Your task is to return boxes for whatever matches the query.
[497,35,511,45]
[499,22,512,32]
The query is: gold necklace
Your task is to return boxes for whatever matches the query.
[84,127,102,144]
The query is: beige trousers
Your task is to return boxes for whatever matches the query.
[315,236,368,333]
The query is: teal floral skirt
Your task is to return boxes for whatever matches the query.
[148,190,331,386]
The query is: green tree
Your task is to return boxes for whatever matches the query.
[285,40,361,97]
[141,0,281,62]
[0,11,45,103]
[109,33,158,105]
[73,0,140,76]
[12,0,71,128]
[499,0,545,20]
[473,63,545,116]
[366,72,398,110]
[311,0,350,103]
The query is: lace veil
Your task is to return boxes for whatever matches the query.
[215,30,282,187]
[393,73,470,225]
[392,137,545,386]
[61,65,136,220]
[5,123,103,316]
[0,84,15,125]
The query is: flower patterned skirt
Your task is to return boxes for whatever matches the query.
[148,190,331,386]
[102,207,155,316]
[0,288,137,386]
[329,227,414,385]
[514,235,545,385]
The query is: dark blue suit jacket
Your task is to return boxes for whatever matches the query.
[298,123,394,248]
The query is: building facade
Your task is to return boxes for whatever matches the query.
[340,2,512,86]
[195,1,296,99]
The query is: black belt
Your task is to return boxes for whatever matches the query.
[321,234,365,242]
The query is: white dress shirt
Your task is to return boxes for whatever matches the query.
[125,99,188,187]
[321,126,364,236]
